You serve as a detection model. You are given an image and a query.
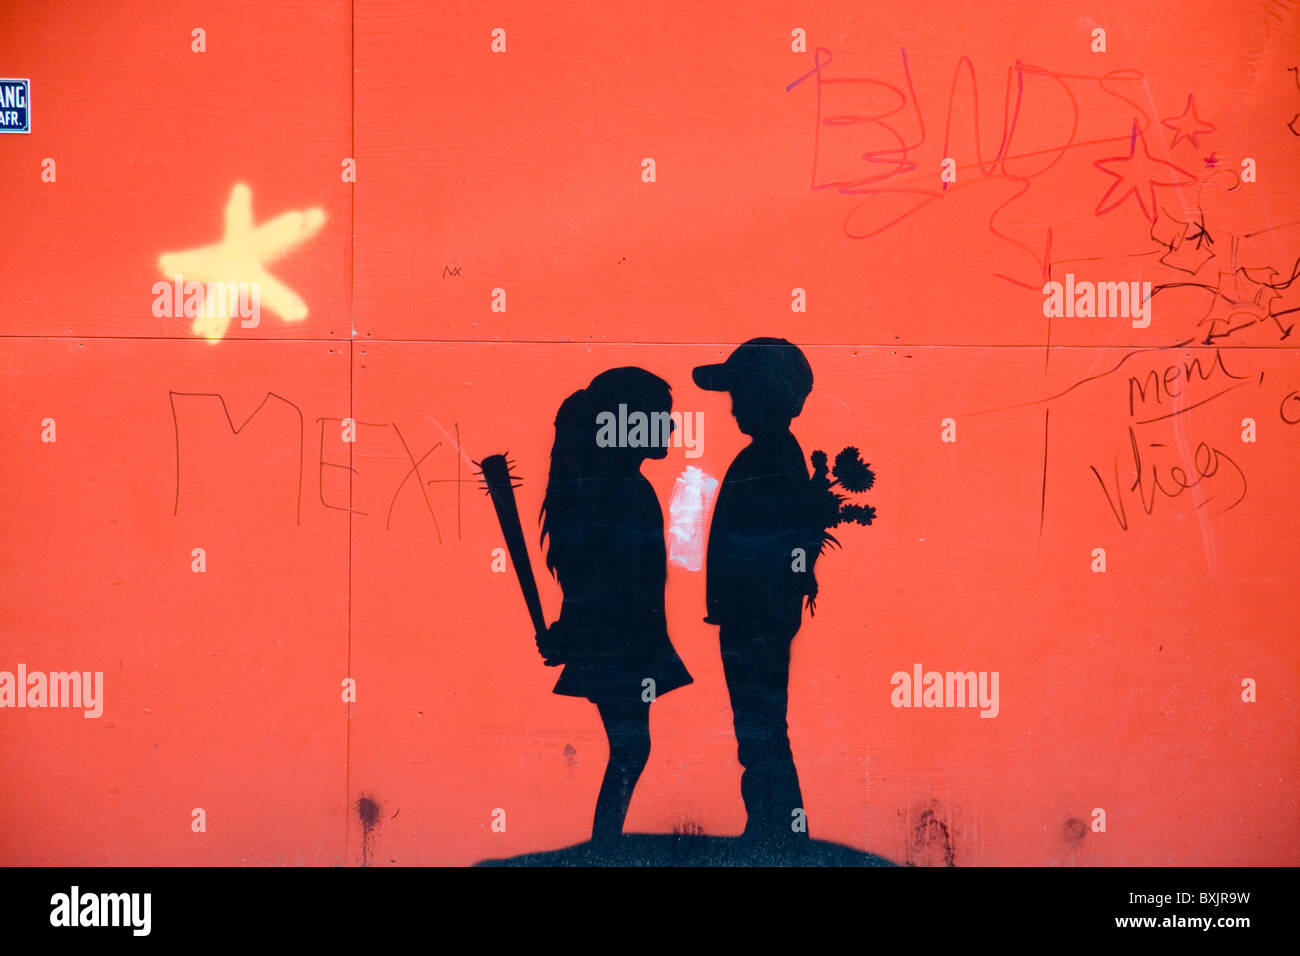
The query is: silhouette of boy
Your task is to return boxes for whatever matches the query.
[693,338,820,845]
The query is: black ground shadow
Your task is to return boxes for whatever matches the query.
[475,834,896,867]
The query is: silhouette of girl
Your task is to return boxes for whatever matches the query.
[538,367,693,842]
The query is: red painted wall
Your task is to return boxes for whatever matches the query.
[2,0,1297,866]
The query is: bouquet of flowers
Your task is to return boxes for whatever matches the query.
[798,446,876,616]
[809,445,877,557]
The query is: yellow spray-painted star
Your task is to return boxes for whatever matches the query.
[158,183,326,342]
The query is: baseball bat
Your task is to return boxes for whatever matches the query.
[477,453,551,652]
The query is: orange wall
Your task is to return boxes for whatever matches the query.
[1,0,1297,866]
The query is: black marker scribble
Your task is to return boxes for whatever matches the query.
[1089,426,1248,531]
[388,424,442,540]
[170,390,305,525]
[170,391,466,536]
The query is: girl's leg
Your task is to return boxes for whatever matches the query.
[591,696,651,842]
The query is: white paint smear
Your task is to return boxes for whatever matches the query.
[667,465,719,572]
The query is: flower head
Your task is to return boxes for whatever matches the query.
[833,446,875,492]
[840,503,876,526]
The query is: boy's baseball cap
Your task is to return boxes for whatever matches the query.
[692,337,813,414]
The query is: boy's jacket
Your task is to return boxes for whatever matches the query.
[706,431,822,632]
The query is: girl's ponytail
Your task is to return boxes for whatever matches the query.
[540,387,590,579]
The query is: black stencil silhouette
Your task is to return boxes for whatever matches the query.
[479,350,888,865]
[694,337,822,846]
[537,367,693,842]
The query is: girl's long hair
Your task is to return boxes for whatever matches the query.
[540,367,671,582]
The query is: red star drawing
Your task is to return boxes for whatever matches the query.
[1162,93,1216,149]
[1094,122,1197,224]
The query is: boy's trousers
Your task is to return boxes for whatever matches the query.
[718,622,809,843]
